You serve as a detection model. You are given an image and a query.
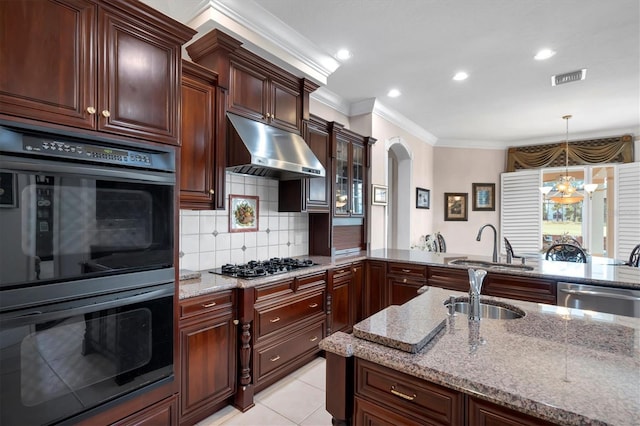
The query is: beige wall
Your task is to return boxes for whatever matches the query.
[433,147,506,256]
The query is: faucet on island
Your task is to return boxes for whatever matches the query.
[476,224,498,263]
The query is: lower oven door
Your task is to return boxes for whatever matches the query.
[0,282,174,426]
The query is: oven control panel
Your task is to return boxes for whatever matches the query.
[22,139,152,166]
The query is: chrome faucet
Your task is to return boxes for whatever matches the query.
[468,268,487,321]
[476,224,498,263]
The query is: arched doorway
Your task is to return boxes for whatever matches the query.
[386,138,412,249]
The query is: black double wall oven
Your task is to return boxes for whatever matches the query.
[0,127,176,425]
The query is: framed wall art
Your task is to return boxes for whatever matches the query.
[472,183,496,211]
[416,187,430,209]
[229,194,259,232]
[0,173,17,208]
[372,184,388,206]
[444,192,468,221]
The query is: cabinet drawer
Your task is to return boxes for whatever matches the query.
[180,290,234,320]
[296,271,327,291]
[428,266,469,292]
[387,262,427,279]
[256,291,325,338]
[356,359,463,426]
[255,321,324,380]
[255,279,295,303]
[485,274,556,304]
[332,263,353,279]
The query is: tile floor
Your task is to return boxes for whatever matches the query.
[196,357,332,426]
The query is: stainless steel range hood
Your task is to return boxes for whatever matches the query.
[226,112,325,180]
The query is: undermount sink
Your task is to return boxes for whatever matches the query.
[448,258,534,271]
[444,297,526,320]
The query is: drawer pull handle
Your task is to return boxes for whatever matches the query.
[270,355,281,362]
[270,317,281,323]
[403,278,407,283]
[203,302,217,308]
[310,336,318,342]
[309,303,319,308]
[401,269,411,273]
[337,269,346,274]
[390,386,416,401]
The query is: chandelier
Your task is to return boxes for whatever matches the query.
[540,115,587,204]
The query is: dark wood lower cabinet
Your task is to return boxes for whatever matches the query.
[467,396,557,426]
[364,260,387,317]
[112,395,178,426]
[179,291,237,425]
[328,357,560,426]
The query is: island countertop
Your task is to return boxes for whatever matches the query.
[320,286,640,426]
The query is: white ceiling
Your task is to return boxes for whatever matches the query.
[143,0,640,147]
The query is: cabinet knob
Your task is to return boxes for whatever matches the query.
[265,113,272,119]
[86,106,96,114]
[233,319,239,325]
[403,278,407,283]
[209,189,215,195]
[101,110,111,118]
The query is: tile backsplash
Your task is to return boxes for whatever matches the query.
[179,173,309,271]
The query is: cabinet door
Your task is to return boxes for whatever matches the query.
[0,0,96,129]
[352,262,365,323]
[305,119,331,210]
[228,61,268,123]
[331,272,352,334]
[351,143,365,216]
[180,313,236,421]
[99,8,182,145]
[364,261,387,317]
[269,78,300,132]
[335,138,350,216]
[180,63,217,209]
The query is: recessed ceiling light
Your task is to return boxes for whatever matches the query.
[387,88,401,98]
[336,49,352,60]
[452,71,468,81]
[535,49,556,60]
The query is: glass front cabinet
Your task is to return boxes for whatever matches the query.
[334,131,367,217]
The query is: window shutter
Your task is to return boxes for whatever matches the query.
[500,170,541,254]
[615,162,640,260]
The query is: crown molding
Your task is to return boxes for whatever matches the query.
[185,0,339,84]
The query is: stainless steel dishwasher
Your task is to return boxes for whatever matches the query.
[557,282,640,318]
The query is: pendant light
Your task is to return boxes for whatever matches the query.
[543,115,583,204]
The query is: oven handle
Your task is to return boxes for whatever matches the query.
[558,288,640,301]
[1,155,175,184]
[2,287,173,328]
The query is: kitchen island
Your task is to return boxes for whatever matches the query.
[319,286,640,425]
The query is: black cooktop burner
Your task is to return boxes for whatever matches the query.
[210,257,316,279]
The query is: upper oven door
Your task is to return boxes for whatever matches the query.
[0,155,175,294]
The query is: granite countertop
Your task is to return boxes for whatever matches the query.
[320,286,640,426]
[178,253,367,299]
[368,248,640,289]
[178,249,639,299]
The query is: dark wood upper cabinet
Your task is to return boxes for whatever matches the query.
[180,61,225,209]
[278,115,332,213]
[186,29,317,134]
[0,0,194,145]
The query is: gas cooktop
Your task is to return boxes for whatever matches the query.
[209,257,317,279]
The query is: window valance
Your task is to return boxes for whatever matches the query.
[506,134,634,172]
